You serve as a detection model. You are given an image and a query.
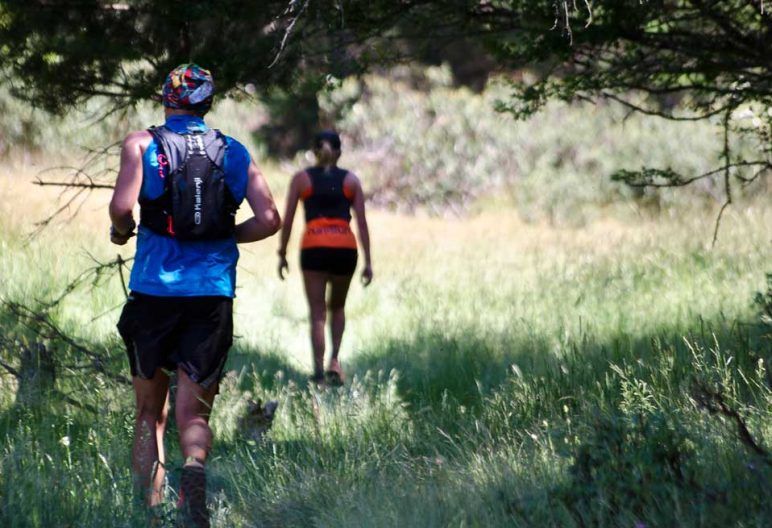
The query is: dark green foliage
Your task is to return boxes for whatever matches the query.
[566,411,696,519]
[255,77,323,158]
[612,167,694,188]
[3,1,771,118]
[755,273,772,330]
[0,0,331,112]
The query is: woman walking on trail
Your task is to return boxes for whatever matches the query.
[277,130,373,385]
[109,64,280,527]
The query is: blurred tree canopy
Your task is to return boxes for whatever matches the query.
[0,1,770,186]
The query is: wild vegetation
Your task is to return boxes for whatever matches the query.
[0,80,770,524]
[0,2,770,523]
[321,67,767,222]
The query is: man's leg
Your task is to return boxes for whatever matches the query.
[132,369,170,506]
[303,270,328,380]
[176,369,217,463]
[175,369,218,528]
[327,273,354,383]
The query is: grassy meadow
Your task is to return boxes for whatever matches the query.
[0,85,770,526]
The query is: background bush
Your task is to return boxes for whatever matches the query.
[0,85,265,163]
[323,66,764,223]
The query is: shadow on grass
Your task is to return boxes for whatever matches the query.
[1,298,769,527]
[226,343,308,391]
[349,330,551,408]
[348,317,770,412]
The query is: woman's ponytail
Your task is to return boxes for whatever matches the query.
[314,140,341,170]
[313,130,342,169]
[317,141,336,167]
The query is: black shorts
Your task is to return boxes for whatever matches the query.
[300,247,358,276]
[117,292,233,389]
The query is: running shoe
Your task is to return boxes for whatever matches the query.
[178,465,209,528]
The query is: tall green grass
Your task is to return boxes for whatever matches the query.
[0,162,769,527]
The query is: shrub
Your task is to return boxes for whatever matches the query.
[325,66,762,223]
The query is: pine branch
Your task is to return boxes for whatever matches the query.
[33,180,115,190]
[43,254,133,309]
[0,358,21,379]
[712,107,734,248]
[3,301,130,386]
[692,380,771,465]
[268,0,311,69]
[29,142,119,239]
[600,92,733,122]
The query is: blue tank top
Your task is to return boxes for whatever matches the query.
[128,115,250,298]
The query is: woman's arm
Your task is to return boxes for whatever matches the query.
[348,173,373,286]
[235,160,281,243]
[277,172,304,279]
[109,130,150,245]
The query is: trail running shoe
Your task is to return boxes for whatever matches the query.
[178,465,209,528]
[148,503,175,527]
[325,370,344,387]
[325,360,345,386]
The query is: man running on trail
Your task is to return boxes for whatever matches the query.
[109,64,280,527]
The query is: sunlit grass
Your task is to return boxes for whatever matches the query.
[0,164,770,526]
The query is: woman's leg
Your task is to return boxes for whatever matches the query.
[328,273,354,380]
[132,369,170,506]
[303,270,328,379]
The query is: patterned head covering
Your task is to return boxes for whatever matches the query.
[162,64,215,113]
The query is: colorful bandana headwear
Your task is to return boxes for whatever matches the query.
[162,64,215,113]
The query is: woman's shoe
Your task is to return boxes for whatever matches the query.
[325,360,345,386]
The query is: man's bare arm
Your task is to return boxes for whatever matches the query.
[109,131,150,244]
[235,160,281,243]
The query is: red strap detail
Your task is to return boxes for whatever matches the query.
[166,215,176,236]
[157,153,168,179]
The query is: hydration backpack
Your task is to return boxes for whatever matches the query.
[139,126,239,240]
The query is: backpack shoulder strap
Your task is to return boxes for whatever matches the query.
[147,125,188,172]
[202,129,227,168]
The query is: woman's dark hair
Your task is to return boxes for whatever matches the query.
[314,130,341,151]
[313,130,342,167]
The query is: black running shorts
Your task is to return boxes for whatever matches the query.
[117,292,233,389]
[300,247,358,276]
